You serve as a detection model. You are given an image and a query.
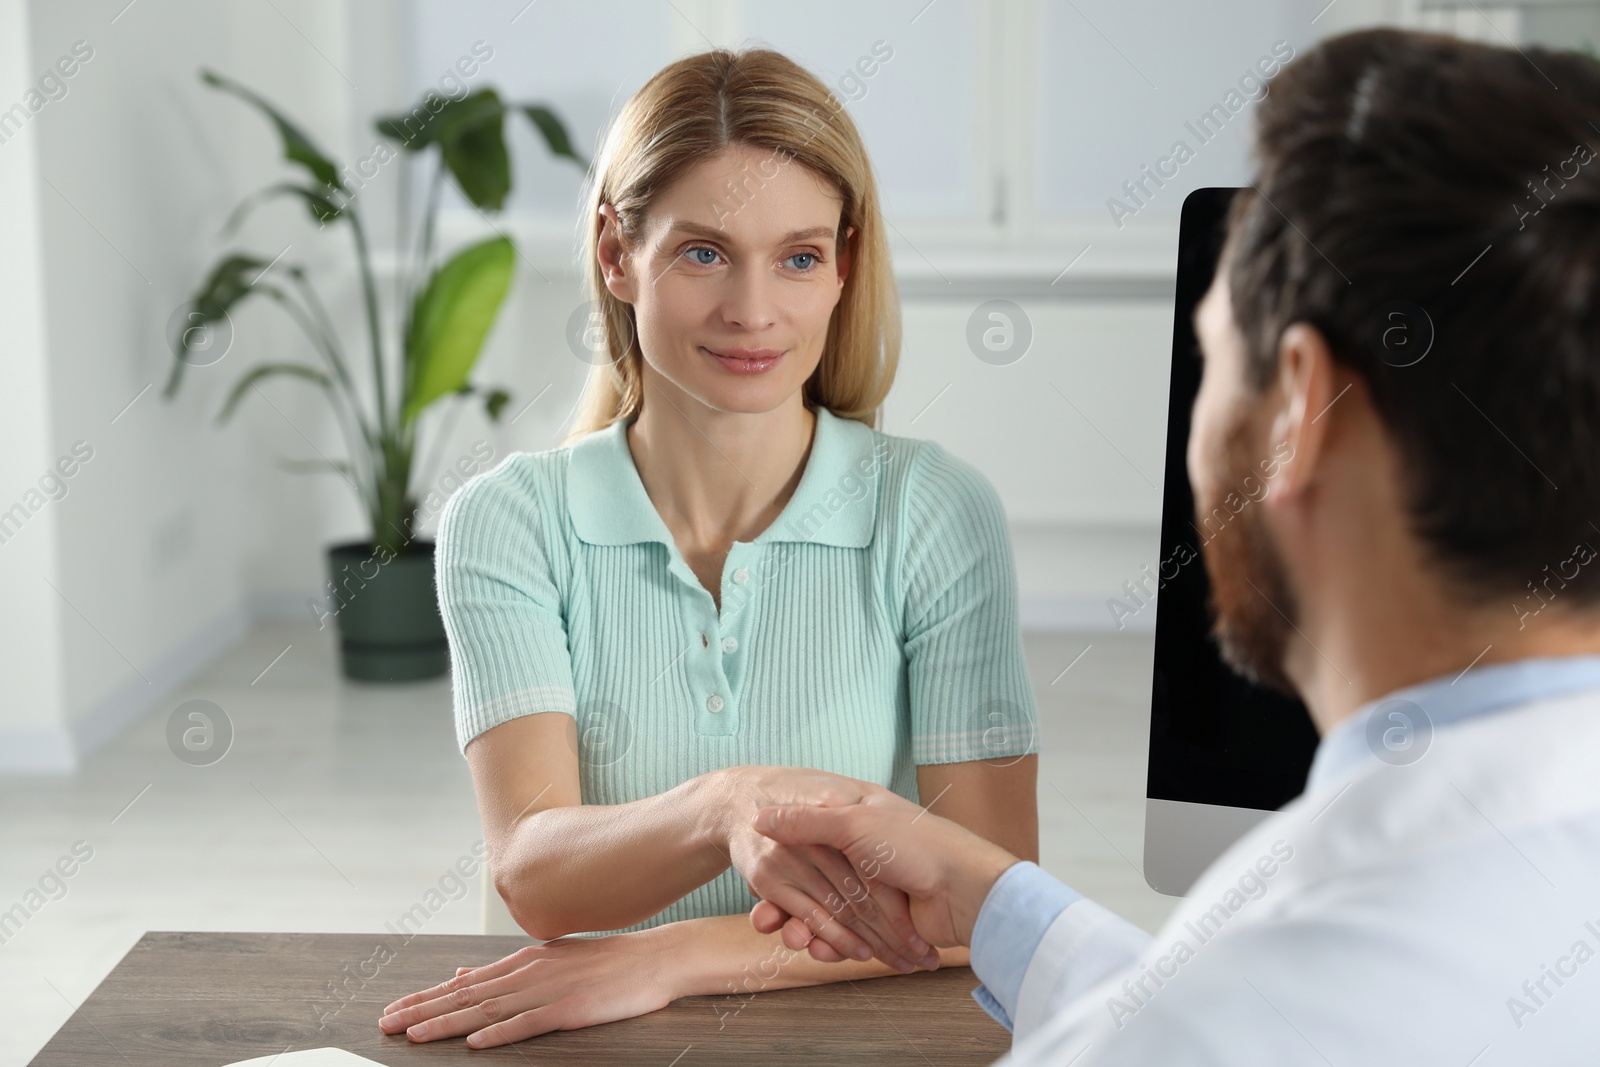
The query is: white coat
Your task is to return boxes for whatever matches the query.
[1000,684,1600,1066]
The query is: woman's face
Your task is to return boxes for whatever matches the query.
[599,144,854,418]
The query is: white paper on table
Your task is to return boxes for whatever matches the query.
[223,1050,384,1066]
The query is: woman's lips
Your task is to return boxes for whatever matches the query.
[702,346,785,374]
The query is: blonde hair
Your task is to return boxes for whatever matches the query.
[561,47,901,444]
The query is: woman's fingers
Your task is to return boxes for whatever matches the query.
[799,845,914,971]
[762,878,876,963]
[804,931,848,963]
[822,845,938,970]
[766,908,845,962]
[380,945,539,1020]
[754,848,922,971]
[465,1004,566,1048]
[750,841,886,963]
[804,844,934,971]
[781,913,815,952]
[775,912,849,963]
[749,898,788,935]
[381,954,555,1041]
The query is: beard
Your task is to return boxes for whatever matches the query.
[1195,406,1300,697]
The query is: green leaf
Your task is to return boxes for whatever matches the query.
[222,182,345,234]
[376,92,452,150]
[190,254,273,320]
[402,236,516,428]
[274,455,355,478]
[378,89,511,209]
[162,254,275,399]
[483,387,511,422]
[521,104,587,167]
[216,363,333,424]
[451,382,512,422]
[439,94,511,210]
[200,69,343,191]
[378,88,497,149]
[378,91,588,207]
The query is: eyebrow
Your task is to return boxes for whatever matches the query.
[664,221,838,246]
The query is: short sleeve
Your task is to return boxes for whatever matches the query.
[899,442,1040,765]
[435,457,577,754]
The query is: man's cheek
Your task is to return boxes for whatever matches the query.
[1188,393,1223,498]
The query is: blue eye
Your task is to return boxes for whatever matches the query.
[685,246,720,266]
[788,253,818,271]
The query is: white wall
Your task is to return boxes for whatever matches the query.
[0,0,384,771]
[0,0,71,770]
[2,0,1380,771]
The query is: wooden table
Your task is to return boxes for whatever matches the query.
[31,932,1012,1065]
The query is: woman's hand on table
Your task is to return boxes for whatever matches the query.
[378,931,683,1049]
[704,766,939,973]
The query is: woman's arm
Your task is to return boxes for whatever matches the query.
[381,758,1039,1048]
[469,711,931,967]
[381,910,967,1048]
[468,711,716,939]
[915,755,1039,863]
[672,914,970,1001]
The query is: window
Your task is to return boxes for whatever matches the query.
[401,0,1317,280]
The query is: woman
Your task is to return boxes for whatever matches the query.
[379,45,1040,1049]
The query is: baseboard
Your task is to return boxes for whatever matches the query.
[0,729,77,774]
[0,600,255,775]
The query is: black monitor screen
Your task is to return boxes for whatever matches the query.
[1146,187,1320,812]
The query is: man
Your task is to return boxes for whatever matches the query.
[746,27,1600,1065]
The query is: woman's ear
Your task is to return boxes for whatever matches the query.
[597,204,636,304]
[837,224,856,287]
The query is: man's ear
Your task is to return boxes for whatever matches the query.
[597,204,636,304]
[1265,322,1347,507]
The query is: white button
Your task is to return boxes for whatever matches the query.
[721,636,738,654]
[732,568,750,584]
[707,694,725,713]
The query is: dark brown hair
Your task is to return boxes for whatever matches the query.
[1226,27,1600,604]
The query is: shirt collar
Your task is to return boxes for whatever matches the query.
[1305,652,1600,794]
[566,405,881,549]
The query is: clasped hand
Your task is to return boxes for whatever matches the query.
[745,786,993,962]
[717,768,941,974]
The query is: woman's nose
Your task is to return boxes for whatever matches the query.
[719,265,778,331]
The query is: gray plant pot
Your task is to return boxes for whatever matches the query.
[326,539,448,682]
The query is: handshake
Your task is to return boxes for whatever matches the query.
[735,775,1022,974]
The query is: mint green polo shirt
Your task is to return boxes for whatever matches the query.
[435,404,1039,932]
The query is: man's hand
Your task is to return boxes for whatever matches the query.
[705,767,939,972]
[745,790,1021,964]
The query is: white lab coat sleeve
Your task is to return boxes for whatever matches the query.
[1010,896,1155,1042]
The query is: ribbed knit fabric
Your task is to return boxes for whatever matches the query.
[434,405,1039,934]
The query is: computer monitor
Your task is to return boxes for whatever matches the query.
[1143,187,1321,896]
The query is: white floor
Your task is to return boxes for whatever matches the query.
[0,621,1177,1064]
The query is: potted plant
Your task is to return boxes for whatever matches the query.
[164,70,587,681]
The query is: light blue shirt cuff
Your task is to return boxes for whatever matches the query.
[968,861,1081,1031]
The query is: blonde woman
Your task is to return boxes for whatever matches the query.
[380,46,1040,1049]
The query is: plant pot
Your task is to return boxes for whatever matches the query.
[326,539,449,682]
